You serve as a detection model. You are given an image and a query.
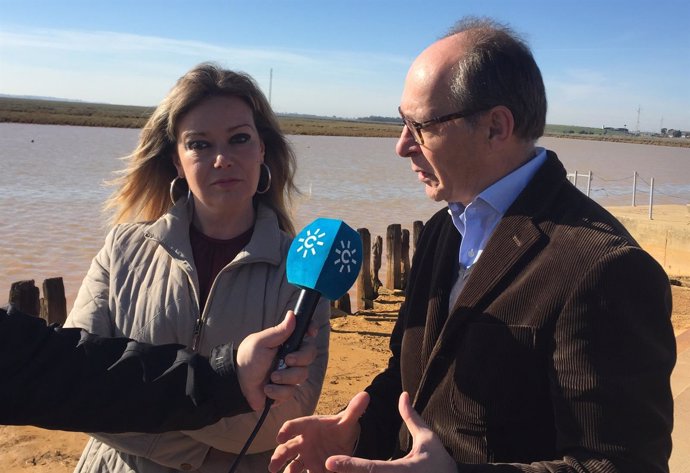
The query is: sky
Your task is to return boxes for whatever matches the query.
[1,0,688,132]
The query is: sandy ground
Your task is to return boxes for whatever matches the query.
[2,203,689,473]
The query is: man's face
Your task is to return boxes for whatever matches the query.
[396,69,490,206]
[395,33,499,206]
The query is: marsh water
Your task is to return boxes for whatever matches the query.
[2,123,689,309]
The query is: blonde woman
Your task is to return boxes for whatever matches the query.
[65,63,330,473]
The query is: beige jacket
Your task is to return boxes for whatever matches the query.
[65,201,330,473]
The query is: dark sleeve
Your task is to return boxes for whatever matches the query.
[544,247,675,473]
[0,304,252,433]
[354,307,405,459]
[354,213,444,460]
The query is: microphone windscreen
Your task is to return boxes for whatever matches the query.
[287,218,363,300]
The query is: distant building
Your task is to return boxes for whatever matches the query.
[602,126,629,135]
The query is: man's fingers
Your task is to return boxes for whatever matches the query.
[269,434,305,472]
[342,391,370,423]
[326,455,388,472]
[398,391,430,438]
[276,416,311,443]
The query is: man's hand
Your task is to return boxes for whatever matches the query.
[323,392,458,472]
[268,391,369,473]
[235,310,317,411]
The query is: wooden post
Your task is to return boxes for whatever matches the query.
[356,228,374,309]
[332,293,352,316]
[401,229,410,290]
[9,280,40,316]
[632,171,637,207]
[41,277,67,325]
[412,220,424,252]
[372,235,382,296]
[386,224,402,289]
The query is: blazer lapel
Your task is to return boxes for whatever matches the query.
[413,151,567,412]
[412,214,545,411]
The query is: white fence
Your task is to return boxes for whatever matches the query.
[567,170,672,220]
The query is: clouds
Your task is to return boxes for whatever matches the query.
[0,26,408,116]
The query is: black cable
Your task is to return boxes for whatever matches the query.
[227,398,275,473]
[227,290,321,473]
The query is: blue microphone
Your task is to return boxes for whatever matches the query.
[227,218,362,473]
[276,218,363,368]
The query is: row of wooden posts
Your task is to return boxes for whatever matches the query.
[334,221,424,313]
[8,277,68,325]
[7,222,423,323]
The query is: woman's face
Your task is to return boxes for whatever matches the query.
[174,95,265,220]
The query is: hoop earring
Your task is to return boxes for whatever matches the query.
[256,163,272,195]
[169,176,191,205]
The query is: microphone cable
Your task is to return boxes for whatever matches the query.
[227,290,321,473]
[227,398,273,473]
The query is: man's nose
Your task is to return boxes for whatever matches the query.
[395,125,418,158]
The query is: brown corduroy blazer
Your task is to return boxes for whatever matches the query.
[355,151,676,472]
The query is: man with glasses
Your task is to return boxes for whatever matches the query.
[270,16,675,473]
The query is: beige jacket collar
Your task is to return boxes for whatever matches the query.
[143,200,285,276]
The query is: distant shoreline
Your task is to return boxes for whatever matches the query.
[1,96,688,148]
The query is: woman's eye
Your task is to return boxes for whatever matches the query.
[230,133,251,144]
[185,140,208,151]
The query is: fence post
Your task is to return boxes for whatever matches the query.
[632,171,637,207]
[372,235,383,296]
[401,229,410,290]
[586,171,592,197]
[41,277,67,325]
[9,280,40,316]
[573,170,578,188]
[356,228,374,309]
[332,293,352,316]
[649,177,654,220]
[385,224,402,289]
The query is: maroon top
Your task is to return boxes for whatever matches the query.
[189,224,253,310]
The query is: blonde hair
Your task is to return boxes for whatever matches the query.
[106,62,298,235]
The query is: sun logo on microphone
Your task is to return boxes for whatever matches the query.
[295,228,326,258]
[334,239,358,273]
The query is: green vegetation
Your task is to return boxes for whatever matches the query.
[0,97,402,137]
[0,97,154,128]
[1,97,687,147]
[545,124,604,135]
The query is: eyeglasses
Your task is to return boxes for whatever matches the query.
[398,106,484,145]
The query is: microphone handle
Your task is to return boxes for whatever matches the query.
[275,288,321,369]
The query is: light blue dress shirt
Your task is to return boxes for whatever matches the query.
[448,148,547,270]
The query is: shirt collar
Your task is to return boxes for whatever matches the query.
[479,147,547,214]
[449,147,547,216]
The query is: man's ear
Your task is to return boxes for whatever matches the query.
[487,106,514,142]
